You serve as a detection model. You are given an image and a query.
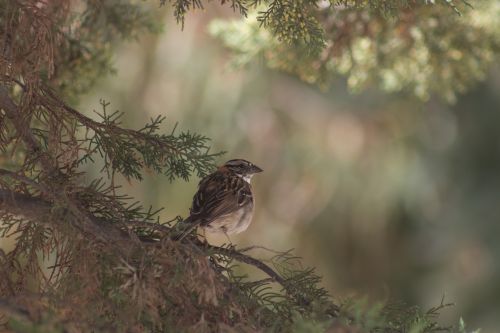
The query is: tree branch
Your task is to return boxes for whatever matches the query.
[207,244,286,286]
[0,189,126,245]
[0,189,51,222]
[0,168,48,195]
[0,85,54,172]
[124,219,289,286]
[0,187,305,304]
[133,220,289,287]
[40,85,185,155]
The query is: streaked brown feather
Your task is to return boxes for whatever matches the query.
[189,169,253,227]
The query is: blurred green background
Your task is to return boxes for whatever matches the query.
[79,5,500,332]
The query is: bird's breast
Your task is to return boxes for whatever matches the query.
[204,202,254,235]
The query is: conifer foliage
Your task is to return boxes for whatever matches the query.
[0,1,476,332]
[210,0,499,103]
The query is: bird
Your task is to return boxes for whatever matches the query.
[176,159,263,240]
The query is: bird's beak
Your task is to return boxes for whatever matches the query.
[252,165,263,174]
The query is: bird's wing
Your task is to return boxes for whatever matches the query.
[190,171,252,225]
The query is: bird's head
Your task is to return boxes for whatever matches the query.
[222,159,263,182]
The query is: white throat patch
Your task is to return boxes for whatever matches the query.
[241,174,253,183]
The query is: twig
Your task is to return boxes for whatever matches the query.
[206,244,287,286]
[237,245,288,254]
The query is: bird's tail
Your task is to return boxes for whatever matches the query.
[172,215,203,241]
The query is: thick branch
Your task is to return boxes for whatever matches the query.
[0,189,126,245]
[0,189,51,221]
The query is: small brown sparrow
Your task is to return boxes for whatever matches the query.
[178,159,263,239]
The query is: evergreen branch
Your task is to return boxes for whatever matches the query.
[0,189,126,246]
[135,221,338,314]
[123,220,288,287]
[0,186,288,293]
[0,85,54,172]
[122,222,302,303]
[212,0,494,102]
[161,0,252,27]
[0,187,336,324]
[209,244,287,286]
[40,86,222,180]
